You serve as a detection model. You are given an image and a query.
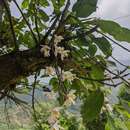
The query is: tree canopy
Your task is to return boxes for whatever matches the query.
[0,0,130,130]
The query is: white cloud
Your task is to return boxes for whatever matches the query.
[98,0,130,18]
[97,0,130,28]
[97,0,130,61]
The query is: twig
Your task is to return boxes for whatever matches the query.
[79,76,123,87]
[40,16,59,44]
[0,91,27,104]
[55,66,66,103]
[111,56,129,68]
[64,25,98,42]
[34,1,40,42]
[97,30,130,52]
[31,71,43,129]
[32,72,38,116]
[74,49,130,87]
[55,0,70,35]
[13,0,38,44]
[2,0,18,51]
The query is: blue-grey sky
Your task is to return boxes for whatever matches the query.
[98,0,130,28]
[91,0,130,62]
[11,0,130,62]
[97,0,130,62]
[11,0,130,28]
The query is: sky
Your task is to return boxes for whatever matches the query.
[97,0,130,28]
[11,0,130,28]
[97,0,130,62]
[11,0,130,62]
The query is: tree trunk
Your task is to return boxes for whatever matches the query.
[0,47,52,93]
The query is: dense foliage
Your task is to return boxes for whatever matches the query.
[0,0,130,130]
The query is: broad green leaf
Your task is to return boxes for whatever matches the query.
[21,0,30,9]
[94,37,112,56]
[98,20,130,43]
[81,89,104,122]
[19,31,35,48]
[38,9,49,22]
[39,0,49,7]
[51,0,65,7]
[71,79,87,94]
[49,77,59,92]
[51,0,65,14]
[88,44,97,56]
[91,64,104,80]
[57,0,65,7]
[49,77,65,104]
[72,0,98,18]
[118,85,130,102]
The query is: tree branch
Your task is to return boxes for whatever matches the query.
[13,0,38,44]
[97,30,130,52]
[63,25,98,42]
[0,47,52,96]
[3,0,18,50]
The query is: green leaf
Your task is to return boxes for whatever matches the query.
[125,121,130,130]
[72,0,98,18]
[51,0,65,14]
[49,77,59,92]
[107,60,117,67]
[81,89,104,122]
[105,116,128,130]
[38,9,49,22]
[51,0,65,7]
[19,31,35,48]
[57,0,65,7]
[88,44,97,56]
[115,118,128,130]
[91,64,104,80]
[21,0,30,9]
[105,116,117,130]
[71,79,86,94]
[94,37,112,56]
[98,20,130,43]
[39,0,49,7]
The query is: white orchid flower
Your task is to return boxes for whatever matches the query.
[40,45,51,57]
[54,35,64,45]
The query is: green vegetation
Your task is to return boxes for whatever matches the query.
[0,0,130,129]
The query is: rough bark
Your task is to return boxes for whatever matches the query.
[0,47,52,93]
